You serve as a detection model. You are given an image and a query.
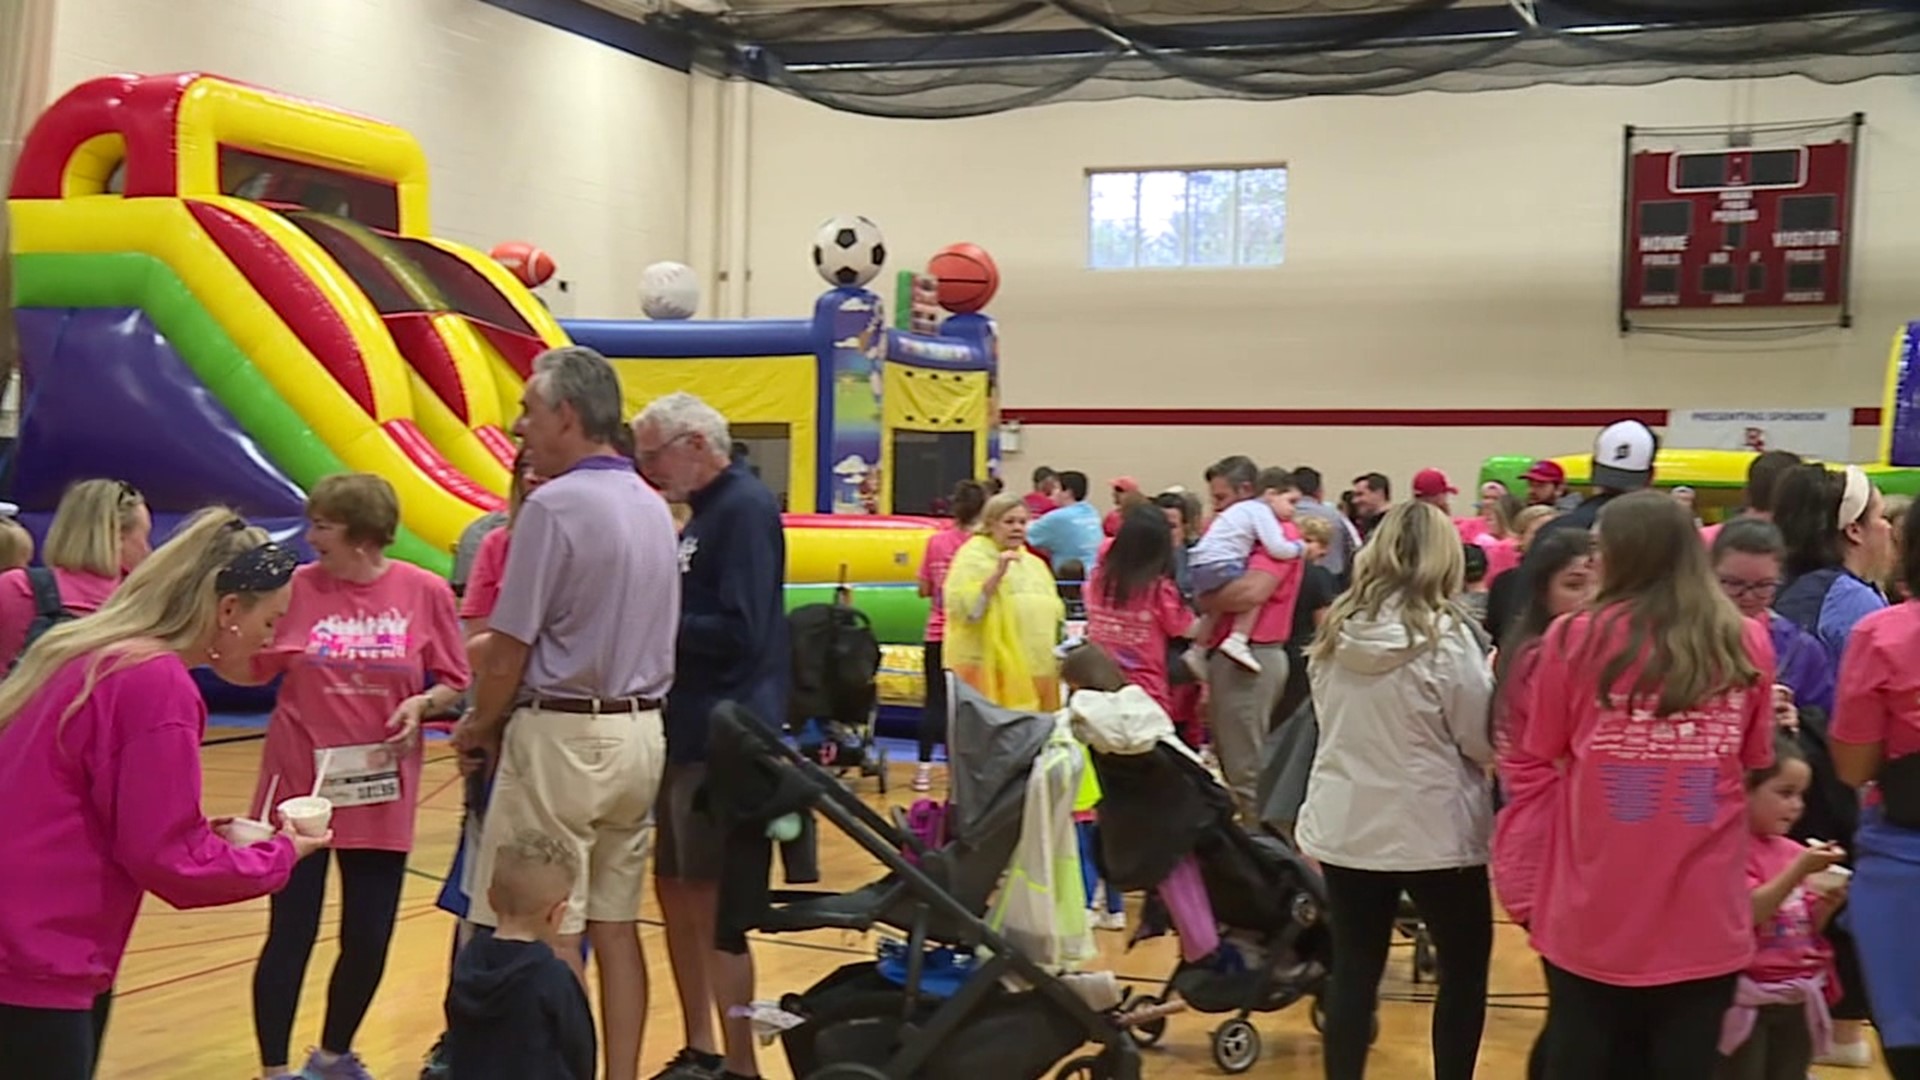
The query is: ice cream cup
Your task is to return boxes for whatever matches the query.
[276,796,333,837]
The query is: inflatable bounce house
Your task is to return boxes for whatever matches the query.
[5,73,999,721]
[1479,324,1920,517]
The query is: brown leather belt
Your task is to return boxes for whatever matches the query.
[528,696,662,715]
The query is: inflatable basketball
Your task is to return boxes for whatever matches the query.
[927,243,999,314]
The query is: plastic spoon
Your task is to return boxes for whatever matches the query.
[311,749,333,799]
[257,775,279,823]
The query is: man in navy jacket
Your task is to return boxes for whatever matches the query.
[633,392,786,1080]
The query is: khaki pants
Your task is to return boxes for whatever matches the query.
[468,705,665,934]
[1207,644,1290,820]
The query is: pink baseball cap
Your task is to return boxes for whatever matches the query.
[1412,468,1457,498]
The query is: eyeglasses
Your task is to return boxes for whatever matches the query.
[1718,576,1781,600]
[635,432,693,467]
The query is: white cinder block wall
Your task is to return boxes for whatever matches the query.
[46,0,691,317]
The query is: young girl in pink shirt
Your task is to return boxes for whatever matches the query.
[0,509,325,1078]
[1527,491,1776,1080]
[915,480,985,792]
[1084,506,1197,717]
[1715,735,1848,1078]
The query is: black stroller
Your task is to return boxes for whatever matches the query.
[703,679,1141,1080]
[1091,741,1333,1074]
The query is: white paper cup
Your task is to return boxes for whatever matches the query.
[277,796,334,837]
[222,817,275,847]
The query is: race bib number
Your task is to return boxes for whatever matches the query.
[314,743,401,808]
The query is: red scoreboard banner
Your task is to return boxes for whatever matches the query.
[1622,122,1859,319]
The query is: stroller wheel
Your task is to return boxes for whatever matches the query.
[1126,995,1168,1048]
[805,1066,889,1080]
[1210,1018,1261,1074]
[1053,1053,1108,1080]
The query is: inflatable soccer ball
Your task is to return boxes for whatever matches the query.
[812,215,887,289]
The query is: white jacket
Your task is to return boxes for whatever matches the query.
[1295,603,1495,872]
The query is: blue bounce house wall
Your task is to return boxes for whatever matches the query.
[1892,321,1920,468]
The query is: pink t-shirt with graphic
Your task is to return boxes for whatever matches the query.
[460,527,510,622]
[1524,609,1775,987]
[1491,643,1554,927]
[1746,834,1833,985]
[918,526,970,643]
[1084,570,1193,712]
[253,562,469,852]
[0,567,120,670]
[1832,600,1920,762]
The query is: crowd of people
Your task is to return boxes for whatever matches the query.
[2,351,1920,1080]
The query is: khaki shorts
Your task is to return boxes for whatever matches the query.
[468,705,665,935]
[654,762,726,883]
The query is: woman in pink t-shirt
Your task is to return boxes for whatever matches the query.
[245,475,470,1080]
[0,509,323,1076]
[1527,491,1776,1080]
[1829,507,1920,1078]
[0,479,153,670]
[1084,506,1196,717]
[914,480,986,792]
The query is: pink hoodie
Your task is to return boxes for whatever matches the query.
[0,650,297,1010]
[1491,644,1556,927]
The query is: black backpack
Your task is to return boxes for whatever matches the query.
[17,567,73,668]
[787,603,881,729]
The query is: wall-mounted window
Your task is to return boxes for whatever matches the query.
[1087,166,1287,270]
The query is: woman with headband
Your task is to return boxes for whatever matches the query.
[0,509,327,1079]
[1771,461,1893,1069]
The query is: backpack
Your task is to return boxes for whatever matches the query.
[786,603,880,729]
[17,567,73,668]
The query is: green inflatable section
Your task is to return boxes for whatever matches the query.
[784,583,931,643]
[15,251,452,574]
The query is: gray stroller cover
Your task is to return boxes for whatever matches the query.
[945,674,1055,844]
[1255,696,1319,836]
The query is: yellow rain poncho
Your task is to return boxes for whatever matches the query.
[942,535,1064,712]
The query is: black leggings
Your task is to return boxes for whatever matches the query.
[1321,863,1493,1080]
[0,993,111,1080]
[919,640,946,763]
[253,848,407,1066]
[1542,960,1734,1080]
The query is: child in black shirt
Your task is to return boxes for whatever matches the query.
[445,830,596,1080]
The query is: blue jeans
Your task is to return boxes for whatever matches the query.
[1076,820,1122,913]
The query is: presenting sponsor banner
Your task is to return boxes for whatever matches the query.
[1666,407,1853,461]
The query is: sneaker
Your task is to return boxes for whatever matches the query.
[300,1049,376,1080]
[912,763,933,792]
[650,1048,722,1080]
[1815,1039,1874,1068]
[1181,645,1210,681]
[1094,910,1127,931]
[1217,635,1263,673]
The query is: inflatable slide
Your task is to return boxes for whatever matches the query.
[7,73,566,572]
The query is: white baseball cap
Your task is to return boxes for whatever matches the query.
[1592,420,1658,491]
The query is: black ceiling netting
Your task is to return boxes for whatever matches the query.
[652,1,1920,118]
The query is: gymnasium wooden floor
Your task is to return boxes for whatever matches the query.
[97,730,1884,1079]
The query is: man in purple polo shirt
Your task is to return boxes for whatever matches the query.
[455,345,679,1080]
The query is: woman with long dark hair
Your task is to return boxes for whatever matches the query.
[915,479,988,792]
[1528,492,1775,1079]
[1084,506,1195,716]
[1774,463,1892,668]
[1488,528,1596,1079]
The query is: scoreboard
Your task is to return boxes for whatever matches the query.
[1622,140,1854,313]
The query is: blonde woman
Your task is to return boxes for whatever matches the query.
[0,509,324,1077]
[0,479,153,669]
[1297,501,1496,1080]
[943,492,1064,711]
